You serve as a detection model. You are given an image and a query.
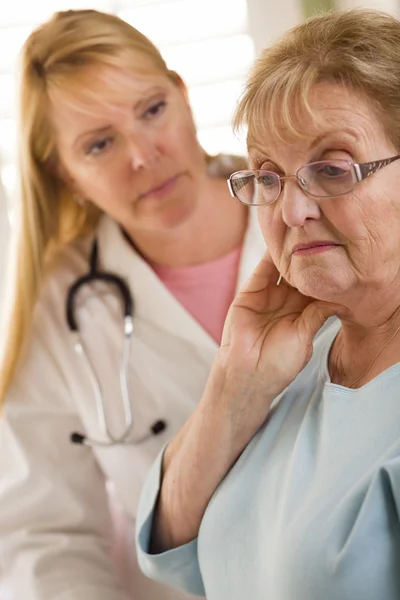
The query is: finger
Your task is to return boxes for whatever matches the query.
[240,251,279,295]
[295,301,341,343]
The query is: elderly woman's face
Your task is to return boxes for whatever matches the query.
[252,82,400,305]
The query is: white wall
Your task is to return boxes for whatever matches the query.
[247,0,303,56]
[338,0,399,14]
[0,169,10,327]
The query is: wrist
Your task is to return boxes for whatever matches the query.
[202,353,276,446]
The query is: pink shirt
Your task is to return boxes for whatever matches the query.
[150,246,243,344]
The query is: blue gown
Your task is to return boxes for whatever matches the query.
[136,320,400,599]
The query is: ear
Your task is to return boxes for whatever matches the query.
[45,154,88,205]
[173,73,190,107]
[51,158,78,193]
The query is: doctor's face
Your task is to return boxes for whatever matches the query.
[51,65,207,234]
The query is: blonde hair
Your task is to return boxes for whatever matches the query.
[0,9,182,408]
[234,9,400,150]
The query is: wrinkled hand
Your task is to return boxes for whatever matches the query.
[213,252,341,437]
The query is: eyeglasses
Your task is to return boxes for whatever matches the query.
[227,154,400,206]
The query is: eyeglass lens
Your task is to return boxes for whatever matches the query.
[230,160,356,205]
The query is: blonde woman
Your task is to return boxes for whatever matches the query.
[0,9,265,600]
[137,9,400,600]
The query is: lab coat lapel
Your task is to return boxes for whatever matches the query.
[97,216,217,350]
[96,210,265,348]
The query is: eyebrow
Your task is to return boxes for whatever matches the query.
[132,85,166,112]
[72,85,167,148]
[247,128,359,157]
[308,129,359,151]
[73,125,113,149]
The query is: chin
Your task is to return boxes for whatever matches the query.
[149,197,197,231]
[292,267,351,302]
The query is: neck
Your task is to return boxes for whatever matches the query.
[124,177,248,267]
[329,296,400,388]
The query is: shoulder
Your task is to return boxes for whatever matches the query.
[12,236,93,393]
[274,319,338,398]
[314,316,341,350]
[4,245,90,411]
[43,235,92,301]
[5,220,123,409]
[29,235,93,339]
[303,316,341,379]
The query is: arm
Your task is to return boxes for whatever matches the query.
[140,253,341,559]
[151,362,276,552]
[0,312,125,600]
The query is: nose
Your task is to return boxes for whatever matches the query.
[280,177,321,228]
[127,137,160,171]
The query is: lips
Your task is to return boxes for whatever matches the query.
[138,175,180,201]
[292,241,341,254]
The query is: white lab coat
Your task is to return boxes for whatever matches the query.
[0,205,265,599]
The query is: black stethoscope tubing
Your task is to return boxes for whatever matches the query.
[66,238,166,446]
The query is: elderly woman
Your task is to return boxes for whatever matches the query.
[136,8,400,600]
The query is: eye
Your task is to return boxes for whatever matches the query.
[143,100,167,120]
[86,137,113,156]
[318,163,348,178]
[258,172,278,187]
[308,158,352,179]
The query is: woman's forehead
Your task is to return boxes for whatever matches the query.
[49,65,170,113]
[246,83,378,156]
[48,68,173,148]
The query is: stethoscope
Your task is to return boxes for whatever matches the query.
[66,238,167,447]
